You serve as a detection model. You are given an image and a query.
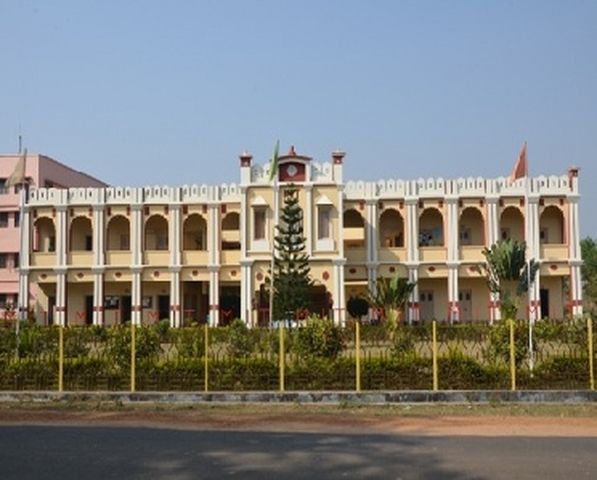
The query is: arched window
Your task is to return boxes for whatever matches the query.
[221,212,240,250]
[500,207,524,242]
[459,207,485,246]
[145,215,169,250]
[379,209,404,247]
[343,209,366,248]
[539,206,564,244]
[183,214,207,250]
[106,215,130,251]
[33,217,55,252]
[70,216,93,251]
[419,208,444,246]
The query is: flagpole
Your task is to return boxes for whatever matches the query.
[16,149,28,357]
[268,141,280,328]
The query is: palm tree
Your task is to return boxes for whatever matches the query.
[368,275,416,325]
[482,239,539,320]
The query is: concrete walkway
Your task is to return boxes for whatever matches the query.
[1,390,596,404]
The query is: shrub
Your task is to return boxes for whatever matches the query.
[294,317,345,359]
[488,320,530,366]
[347,296,369,320]
[226,319,254,358]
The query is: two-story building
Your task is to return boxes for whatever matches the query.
[17,146,582,326]
[0,152,107,318]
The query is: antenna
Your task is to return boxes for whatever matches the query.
[18,123,22,154]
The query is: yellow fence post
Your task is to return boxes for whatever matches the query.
[58,325,64,393]
[355,321,361,392]
[509,319,516,391]
[204,323,209,393]
[279,324,285,392]
[130,322,136,393]
[432,320,438,391]
[588,317,594,391]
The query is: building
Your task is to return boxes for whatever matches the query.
[17,146,583,326]
[0,153,107,318]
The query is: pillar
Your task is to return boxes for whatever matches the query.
[131,269,142,325]
[208,267,220,326]
[240,260,253,327]
[332,259,346,326]
[92,271,104,326]
[486,197,500,322]
[18,199,31,321]
[304,185,313,256]
[447,266,459,323]
[526,196,541,321]
[568,195,583,316]
[55,270,67,326]
[407,267,419,324]
[170,269,181,327]
[446,198,459,322]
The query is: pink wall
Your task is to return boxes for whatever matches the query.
[0,153,108,310]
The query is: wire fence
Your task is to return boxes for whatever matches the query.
[0,316,594,392]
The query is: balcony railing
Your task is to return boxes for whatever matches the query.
[540,244,568,261]
[459,245,485,262]
[105,251,132,266]
[419,246,447,262]
[144,251,170,265]
[221,250,240,264]
[345,248,366,263]
[379,247,407,263]
[182,251,209,266]
[30,252,56,267]
[68,252,93,266]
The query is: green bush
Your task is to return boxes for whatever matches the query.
[225,319,254,358]
[294,317,345,359]
[488,320,530,366]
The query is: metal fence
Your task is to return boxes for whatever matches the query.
[0,317,594,392]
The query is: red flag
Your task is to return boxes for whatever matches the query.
[510,142,528,181]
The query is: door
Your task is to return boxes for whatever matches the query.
[540,288,550,319]
[458,290,472,322]
[84,296,93,325]
[48,296,56,326]
[121,295,132,323]
[158,295,170,321]
[419,291,434,321]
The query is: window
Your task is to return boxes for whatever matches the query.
[0,179,7,194]
[459,227,471,245]
[0,254,6,268]
[156,233,168,250]
[318,206,331,240]
[500,228,510,241]
[540,228,548,243]
[0,212,8,228]
[49,236,56,252]
[0,294,7,308]
[14,212,20,227]
[120,233,130,250]
[254,208,266,240]
[85,235,93,251]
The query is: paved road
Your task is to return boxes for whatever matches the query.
[1,426,595,479]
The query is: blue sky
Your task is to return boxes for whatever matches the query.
[1,0,596,236]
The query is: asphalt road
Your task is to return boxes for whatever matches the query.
[1,426,595,479]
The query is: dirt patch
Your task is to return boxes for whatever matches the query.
[1,403,597,436]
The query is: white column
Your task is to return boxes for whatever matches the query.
[448,267,459,323]
[568,196,583,316]
[332,259,346,326]
[92,272,104,325]
[486,197,500,322]
[170,269,181,327]
[240,260,253,326]
[169,204,181,267]
[18,200,31,321]
[406,199,419,263]
[131,269,142,325]
[92,205,105,267]
[209,267,220,326]
[526,197,541,321]
[407,267,419,324]
[240,186,248,258]
[304,185,313,256]
[56,206,67,267]
[131,205,143,267]
[55,270,67,326]
[366,200,378,307]
[487,197,499,247]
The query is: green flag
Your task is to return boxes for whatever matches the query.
[268,140,280,182]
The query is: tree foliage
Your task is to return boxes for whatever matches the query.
[581,237,597,313]
[271,186,314,321]
[368,275,416,323]
[482,239,539,319]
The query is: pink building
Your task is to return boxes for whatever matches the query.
[0,153,107,316]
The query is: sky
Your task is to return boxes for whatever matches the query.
[1,0,596,236]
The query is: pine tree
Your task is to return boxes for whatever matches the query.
[271,185,313,322]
